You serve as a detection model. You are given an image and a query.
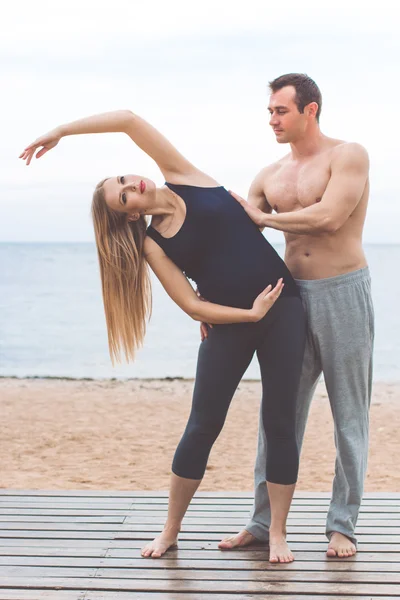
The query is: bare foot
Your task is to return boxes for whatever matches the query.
[218,529,259,550]
[269,531,294,563]
[326,532,356,558]
[141,530,178,558]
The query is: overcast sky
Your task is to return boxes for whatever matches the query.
[2,0,399,243]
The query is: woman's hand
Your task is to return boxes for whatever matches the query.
[19,127,63,165]
[250,279,284,321]
[229,190,268,228]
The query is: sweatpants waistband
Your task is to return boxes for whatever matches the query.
[295,267,370,291]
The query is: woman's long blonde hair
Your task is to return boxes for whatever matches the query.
[91,179,151,363]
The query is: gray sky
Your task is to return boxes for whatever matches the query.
[2,0,399,243]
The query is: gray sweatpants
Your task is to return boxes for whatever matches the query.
[246,267,374,546]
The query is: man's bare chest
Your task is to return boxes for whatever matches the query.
[265,163,331,212]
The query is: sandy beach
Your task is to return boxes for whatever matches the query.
[1,377,399,491]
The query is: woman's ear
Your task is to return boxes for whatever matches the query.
[127,213,140,222]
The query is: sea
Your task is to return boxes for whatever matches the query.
[0,243,399,381]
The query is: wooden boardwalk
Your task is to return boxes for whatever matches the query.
[0,491,399,599]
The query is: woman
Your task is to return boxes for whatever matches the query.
[20,109,306,563]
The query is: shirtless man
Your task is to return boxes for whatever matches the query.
[218,73,374,559]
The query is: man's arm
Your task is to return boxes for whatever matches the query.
[264,143,369,234]
[247,168,273,221]
[235,144,369,234]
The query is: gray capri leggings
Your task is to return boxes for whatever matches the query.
[172,295,306,485]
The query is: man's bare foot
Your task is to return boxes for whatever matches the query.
[141,530,178,559]
[218,529,258,550]
[269,530,294,563]
[326,532,357,558]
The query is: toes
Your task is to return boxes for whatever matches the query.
[218,536,234,549]
[218,532,254,549]
[269,555,279,563]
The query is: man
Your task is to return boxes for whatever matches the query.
[217,73,374,559]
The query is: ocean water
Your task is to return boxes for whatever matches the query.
[0,243,399,381]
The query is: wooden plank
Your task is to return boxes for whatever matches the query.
[1,546,399,561]
[0,593,85,600]
[0,553,399,573]
[0,565,399,584]
[94,568,400,583]
[0,517,125,523]
[122,533,400,543]
[0,540,111,547]
[0,548,107,557]
[0,532,116,539]
[2,496,400,506]
[2,555,399,573]
[124,516,400,527]
[117,528,400,541]
[2,505,400,515]
[0,491,138,497]
[0,577,398,594]
[0,523,122,531]
[106,548,400,562]
[0,566,97,577]
[129,498,400,507]
[0,502,133,509]
[125,511,400,520]
[0,510,129,517]
[2,556,400,571]
[107,540,400,551]
[0,593,376,600]
[2,491,399,498]
[1,538,399,552]
[84,595,398,600]
[0,592,395,600]
[2,521,399,533]
[127,503,400,512]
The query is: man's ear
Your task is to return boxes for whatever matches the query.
[127,213,140,222]
[306,102,319,119]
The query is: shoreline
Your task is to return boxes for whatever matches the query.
[2,375,400,385]
[1,378,399,491]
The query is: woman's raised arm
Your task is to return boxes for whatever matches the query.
[19,110,197,180]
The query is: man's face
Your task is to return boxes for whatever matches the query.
[268,86,308,144]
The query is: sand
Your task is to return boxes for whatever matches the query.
[0,378,399,491]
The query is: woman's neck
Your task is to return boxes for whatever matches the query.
[150,186,178,217]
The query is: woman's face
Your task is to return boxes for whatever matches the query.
[102,175,156,215]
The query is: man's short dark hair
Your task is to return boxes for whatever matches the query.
[269,73,322,122]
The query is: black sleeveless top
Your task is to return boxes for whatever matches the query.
[146,183,299,309]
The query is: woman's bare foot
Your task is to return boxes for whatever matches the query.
[326,532,357,558]
[218,529,258,549]
[269,530,294,563]
[141,529,178,558]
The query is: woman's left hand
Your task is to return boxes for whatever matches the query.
[251,279,284,321]
[229,190,268,228]
[19,127,63,166]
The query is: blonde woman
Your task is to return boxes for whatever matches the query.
[20,110,306,563]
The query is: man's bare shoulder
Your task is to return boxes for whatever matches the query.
[254,154,291,183]
[330,141,369,170]
[330,140,369,161]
